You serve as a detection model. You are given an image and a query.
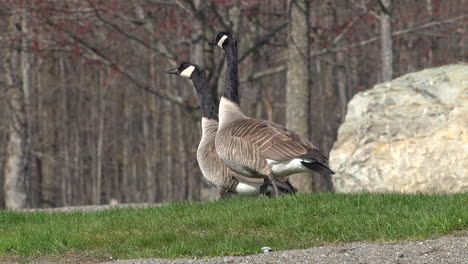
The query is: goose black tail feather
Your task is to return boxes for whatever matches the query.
[301,161,335,175]
[301,161,335,192]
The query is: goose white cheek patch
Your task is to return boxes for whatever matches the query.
[180,65,195,78]
[217,35,228,48]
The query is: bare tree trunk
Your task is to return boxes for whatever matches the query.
[163,74,174,201]
[154,74,165,202]
[142,103,154,202]
[131,161,138,201]
[36,61,58,207]
[58,56,71,206]
[133,0,170,202]
[95,70,106,205]
[76,66,84,205]
[122,86,131,203]
[0,49,7,207]
[3,12,30,209]
[462,0,467,60]
[73,129,80,205]
[379,0,393,81]
[152,78,162,202]
[285,0,312,193]
[426,0,434,67]
[336,53,348,122]
[132,1,153,203]
[335,5,348,124]
[186,0,205,201]
[175,105,187,200]
[190,0,205,67]
[143,55,156,203]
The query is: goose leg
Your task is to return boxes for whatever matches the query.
[219,188,229,199]
[259,180,269,195]
[260,173,279,197]
[267,172,279,197]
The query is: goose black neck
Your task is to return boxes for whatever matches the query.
[224,40,240,105]
[191,72,218,120]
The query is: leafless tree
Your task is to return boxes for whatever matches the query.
[379,0,393,81]
[285,0,314,192]
[2,9,31,209]
[0,0,465,208]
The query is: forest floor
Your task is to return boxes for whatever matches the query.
[1,193,467,263]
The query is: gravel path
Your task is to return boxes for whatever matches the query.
[105,235,467,264]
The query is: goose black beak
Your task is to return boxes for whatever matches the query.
[167,68,178,75]
[208,41,217,46]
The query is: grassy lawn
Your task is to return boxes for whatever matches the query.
[0,193,466,260]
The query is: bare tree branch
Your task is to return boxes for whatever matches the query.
[239,22,288,63]
[41,15,192,109]
[351,0,380,20]
[146,0,187,10]
[174,0,194,14]
[210,3,230,30]
[332,9,369,45]
[377,0,392,15]
[87,0,177,65]
[311,15,467,57]
[239,65,286,84]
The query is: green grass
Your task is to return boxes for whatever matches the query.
[0,193,467,259]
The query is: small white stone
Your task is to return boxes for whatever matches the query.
[261,246,272,253]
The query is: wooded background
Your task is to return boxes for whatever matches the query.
[0,0,466,208]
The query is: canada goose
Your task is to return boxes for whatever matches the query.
[209,32,334,196]
[167,62,297,198]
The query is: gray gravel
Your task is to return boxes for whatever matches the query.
[105,235,467,264]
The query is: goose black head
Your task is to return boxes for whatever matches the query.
[208,31,235,49]
[167,62,201,79]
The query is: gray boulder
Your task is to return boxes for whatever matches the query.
[330,64,467,193]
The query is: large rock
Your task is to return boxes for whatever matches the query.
[330,64,467,193]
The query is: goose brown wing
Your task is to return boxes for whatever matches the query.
[229,119,322,161]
